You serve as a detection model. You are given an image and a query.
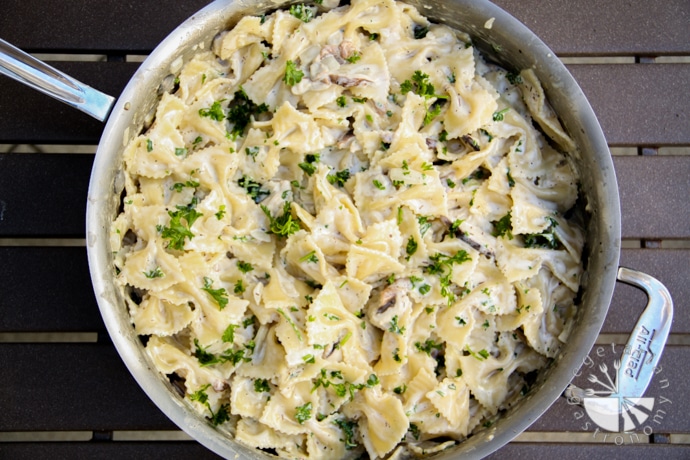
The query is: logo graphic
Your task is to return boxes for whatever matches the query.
[579,359,655,432]
[567,343,672,444]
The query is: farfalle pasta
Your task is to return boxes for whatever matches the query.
[111,0,584,458]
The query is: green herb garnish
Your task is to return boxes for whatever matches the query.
[491,212,513,239]
[238,175,269,203]
[198,99,226,121]
[261,201,300,237]
[254,378,271,393]
[143,267,164,279]
[492,107,510,122]
[295,401,312,424]
[160,199,202,250]
[327,169,350,187]
[289,3,314,22]
[389,315,405,335]
[284,60,304,86]
[202,277,229,309]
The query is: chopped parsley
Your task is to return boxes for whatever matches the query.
[417,215,432,236]
[202,277,229,310]
[171,179,199,192]
[298,153,320,176]
[465,345,490,361]
[388,315,405,335]
[143,267,164,279]
[261,201,300,237]
[311,369,377,401]
[299,250,319,263]
[237,260,253,273]
[222,324,238,343]
[334,418,358,449]
[189,384,210,405]
[198,99,226,121]
[413,25,429,39]
[419,284,431,295]
[492,107,510,122]
[424,250,471,305]
[415,339,442,356]
[284,60,304,86]
[237,175,270,203]
[215,205,226,220]
[400,70,442,99]
[254,378,271,393]
[234,279,245,295]
[523,216,560,249]
[506,71,522,85]
[424,102,442,125]
[506,168,515,187]
[393,348,402,362]
[295,401,313,424]
[146,139,153,152]
[400,71,447,125]
[174,147,188,157]
[227,89,269,140]
[406,236,418,258]
[210,404,231,426]
[243,315,256,328]
[159,199,203,250]
[336,96,347,107]
[245,146,260,161]
[289,3,315,22]
[193,339,221,366]
[327,169,351,187]
[277,307,303,341]
[373,179,385,190]
[189,385,230,425]
[345,52,361,63]
[491,212,513,239]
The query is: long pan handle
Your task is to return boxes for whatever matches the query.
[0,38,115,122]
[566,267,673,405]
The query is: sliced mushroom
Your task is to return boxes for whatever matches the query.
[368,279,412,331]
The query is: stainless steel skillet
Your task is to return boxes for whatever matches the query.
[0,1,673,458]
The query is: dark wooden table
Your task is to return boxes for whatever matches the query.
[1,1,688,458]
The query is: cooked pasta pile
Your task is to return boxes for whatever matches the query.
[111,0,584,458]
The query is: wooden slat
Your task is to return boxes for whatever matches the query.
[0,247,103,333]
[0,0,210,54]
[2,0,689,56]
[1,65,688,147]
[0,442,222,459]
[0,154,93,237]
[488,443,690,459]
[2,154,687,240]
[2,246,684,335]
[0,344,175,431]
[604,250,690,334]
[528,346,688,432]
[2,441,689,460]
[0,62,136,144]
[493,0,690,56]
[615,156,690,239]
[3,342,687,433]
[568,64,690,146]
